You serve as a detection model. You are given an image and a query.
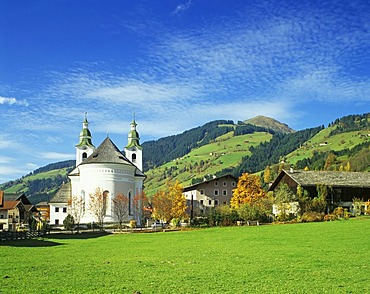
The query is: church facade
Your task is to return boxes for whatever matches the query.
[49,114,145,226]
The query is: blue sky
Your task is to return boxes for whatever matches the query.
[1,0,369,183]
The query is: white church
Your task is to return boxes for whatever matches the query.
[49,114,145,226]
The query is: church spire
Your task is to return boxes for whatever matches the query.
[75,112,95,166]
[125,113,141,149]
[124,113,143,171]
[76,112,94,148]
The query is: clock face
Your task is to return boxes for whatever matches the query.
[132,147,136,151]
[82,146,87,150]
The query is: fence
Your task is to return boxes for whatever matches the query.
[0,230,46,242]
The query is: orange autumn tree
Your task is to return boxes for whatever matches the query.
[231,173,266,209]
[151,180,187,223]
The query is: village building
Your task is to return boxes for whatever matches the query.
[268,169,370,213]
[49,114,145,227]
[0,193,38,231]
[183,174,237,217]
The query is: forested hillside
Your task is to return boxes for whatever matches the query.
[142,120,235,171]
[1,113,369,202]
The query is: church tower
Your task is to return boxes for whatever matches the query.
[75,113,95,166]
[124,114,143,171]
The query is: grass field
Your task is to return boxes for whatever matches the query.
[1,219,369,293]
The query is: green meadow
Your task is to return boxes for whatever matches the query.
[1,219,369,293]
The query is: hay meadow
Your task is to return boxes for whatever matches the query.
[1,219,369,293]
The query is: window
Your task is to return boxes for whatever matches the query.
[55,207,59,213]
[132,153,137,162]
[208,200,212,205]
[55,219,59,225]
[200,200,204,205]
[231,182,236,187]
[222,190,227,196]
[63,207,67,213]
[0,214,4,219]
[214,189,219,196]
[200,189,204,195]
[82,152,87,161]
[9,215,12,219]
[214,181,219,186]
[215,200,219,206]
[223,181,227,187]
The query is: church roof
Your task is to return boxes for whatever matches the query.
[49,182,71,203]
[82,137,133,165]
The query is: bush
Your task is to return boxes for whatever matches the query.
[209,205,239,226]
[333,207,344,218]
[300,212,324,223]
[324,214,337,221]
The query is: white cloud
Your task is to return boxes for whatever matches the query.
[39,152,74,160]
[172,0,192,15]
[0,96,28,106]
[0,156,14,164]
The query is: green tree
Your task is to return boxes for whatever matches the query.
[273,183,297,220]
[63,214,75,233]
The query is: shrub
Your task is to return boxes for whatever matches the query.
[333,207,344,218]
[324,214,337,221]
[300,212,324,223]
[209,205,239,226]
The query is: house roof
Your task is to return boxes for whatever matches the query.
[269,169,370,191]
[183,174,238,192]
[0,190,3,207]
[49,182,71,203]
[1,200,21,210]
[24,204,38,212]
[3,193,32,205]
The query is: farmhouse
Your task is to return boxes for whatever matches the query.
[183,174,237,217]
[268,169,370,212]
[49,114,145,226]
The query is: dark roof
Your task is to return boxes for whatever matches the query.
[49,182,71,203]
[69,137,145,178]
[3,193,31,205]
[24,204,38,212]
[183,174,238,192]
[269,170,370,191]
[83,137,132,165]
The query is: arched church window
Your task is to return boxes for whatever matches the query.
[81,190,85,201]
[132,153,137,162]
[82,152,87,161]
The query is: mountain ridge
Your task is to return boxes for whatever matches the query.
[1,113,369,202]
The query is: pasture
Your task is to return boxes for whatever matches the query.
[1,219,369,293]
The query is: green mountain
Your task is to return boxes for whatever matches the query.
[1,113,369,202]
